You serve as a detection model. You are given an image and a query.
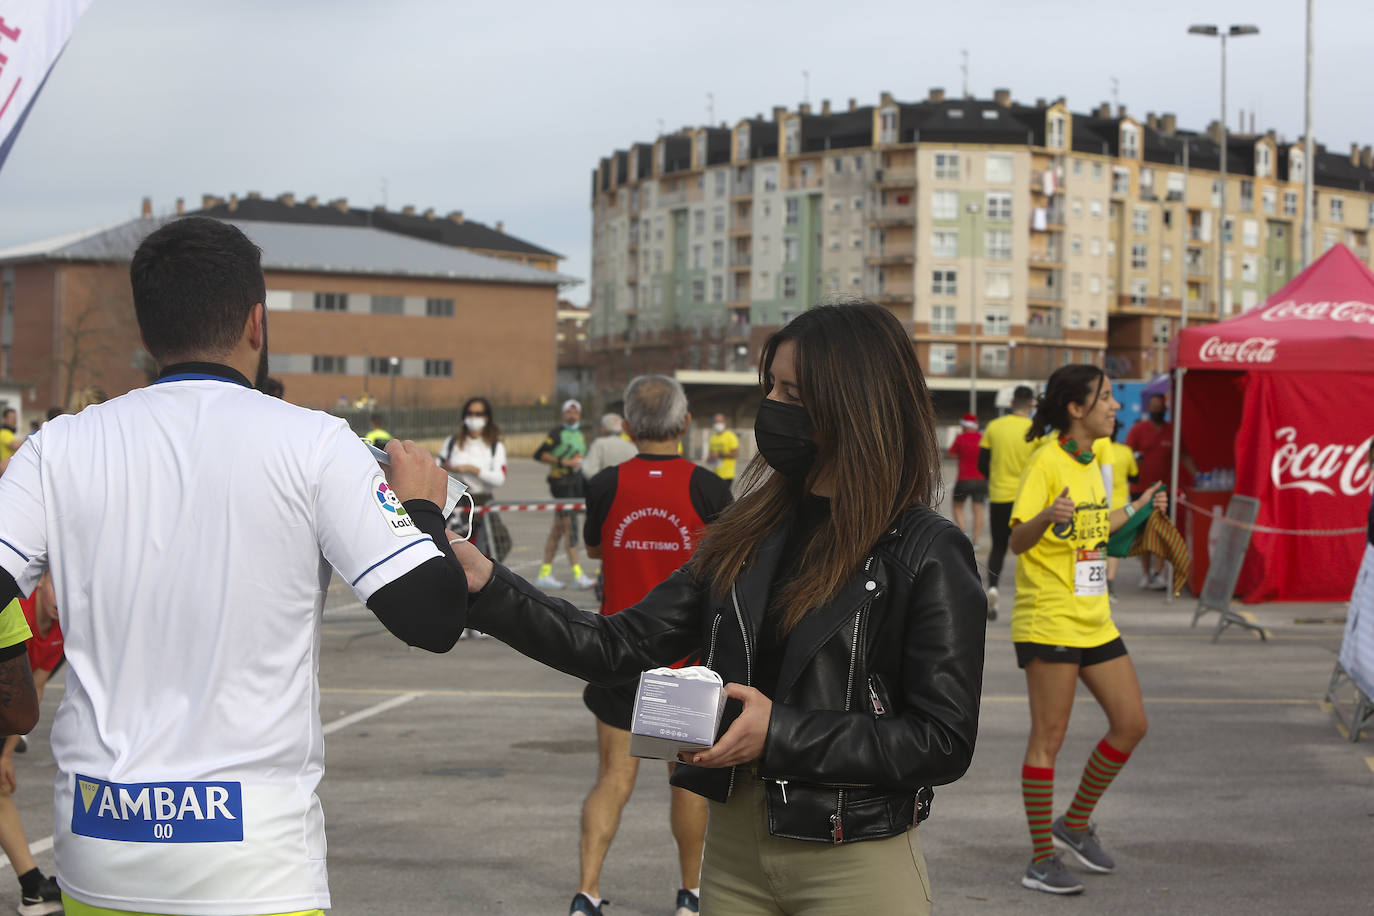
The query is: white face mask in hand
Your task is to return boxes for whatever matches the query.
[464,416,487,434]
[364,439,470,522]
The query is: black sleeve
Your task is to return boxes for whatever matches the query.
[689,467,735,522]
[0,569,18,612]
[532,428,559,462]
[365,499,467,652]
[977,447,991,479]
[582,466,619,548]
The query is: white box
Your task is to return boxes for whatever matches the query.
[628,667,727,760]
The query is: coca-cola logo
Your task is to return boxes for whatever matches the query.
[1260,299,1374,323]
[1198,335,1279,363]
[1270,427,1374,497]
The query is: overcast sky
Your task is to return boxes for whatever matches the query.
[1,0,1370,303]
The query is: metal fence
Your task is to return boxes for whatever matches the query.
[333,404,561,440]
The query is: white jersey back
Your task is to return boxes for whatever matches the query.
[0,375,441,914]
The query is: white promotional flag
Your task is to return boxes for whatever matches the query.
[0,0,96,173]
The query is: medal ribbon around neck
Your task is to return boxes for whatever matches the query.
[1058,434,1096,465]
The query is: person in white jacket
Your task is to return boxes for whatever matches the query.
[439,398,508,555]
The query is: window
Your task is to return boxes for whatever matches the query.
[783,274,797,298]
[981,345,1009,374]
[932,270,957,295]
[694,210,705,235]
[711,206,725,232]
[932,230,959,258]
[983,305,1011,336]
[830,199,842,213]
[735,126,749,160]
[1121,124,1139,159]
[1161,282,1172,299]
[1162,209,1173,228]
[313,293,348,312]
[985,154,1013,183]
[1091,162,1103,180]
[1240,180,1254,212]
[311,355,346,374]
[1140,168,1155,196]
[1071,235,1083,255]
[1330,197,1345,221]
[1131,243,1147,269]
[1161,245,1173,263]
[1256,144,1272,178]
[931,190,959,220]
[1130,278,1148,305]
[714,171,726,197]
[832,157,843,174]
[1069,310,1082,328]
[1261,188,1276,215]
[1071,197,1083,217]
[1167,171,1186,198]
[692,245,703,269]
[1242,256,1258,283]
[1107,240,1116,259]
[984,270,1012,299]
[785,198,799,225]
[853,195,864,211]
[828,232,841,250]
[1284,191,1298,217]
[1089,275,1102,294]
[851,230,863,248]
[372,295,403,315]
[712,240,724,267]
[986,192,1013,221]
[985,230,1012,260]
[1242,220,1259,248]
[928,344,958,375]
[424,297,454,317]
[1090,237,1102,256]
[692,279,705,302]
[785,120,800,155]
[655,216,664,240]
[934,152,961,180]
[1111,167,1130,195]
[1072,159,1083,177]
[1071,273,1082,292]
[1212,181,1222,207]
[783,237,800,262]
[1090,199,1103,219]
[711,275,724,302]
[1290,149,1305,184]
[854,155,865,172]
[423,359,453,378]
[368,356,400,376]
[1048,115,1066,149]
[930,306,957,334]
[879,107,898,144]
[1132,208,1149,234]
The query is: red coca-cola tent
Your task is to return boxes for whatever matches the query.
[1173,244,1374,602]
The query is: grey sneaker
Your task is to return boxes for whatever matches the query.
[1053,816,1116,873]
[1021,854,1085,895]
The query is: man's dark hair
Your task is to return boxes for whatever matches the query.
[129,218,266,364]
[1,408,13,422]
[1012,384,1035,407]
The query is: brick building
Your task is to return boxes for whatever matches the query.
[0,206,574,411]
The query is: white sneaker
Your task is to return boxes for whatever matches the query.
[574,574,598,590]
[1137,574,1153,590]
[534,574,565,590]
[1149,571,1168,590]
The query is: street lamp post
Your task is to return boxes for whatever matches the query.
[964,201,982,415]
[1188,23,1259,319]
[388,356,400,415]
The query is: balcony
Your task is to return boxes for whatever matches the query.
[869,207,915,227]
[1028,248,1064,267]
[1031,170,1063,196]
[788,173,824,191]
[1186,260,1210,277]
[1026,320,1065,340]
[874,169,917,187]
[866,250,916,266]
[1027,285,1065,304]
[1188,228,1211,244]
[729,218,753,236]
[869,289,914,305]
[729,252,753,269]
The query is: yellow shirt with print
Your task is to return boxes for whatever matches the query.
[1010,444,1118,647]
[0,599,32,652]
[1092,439,1138,511]
[0,428,17,463]
[708,429,740,480]
[980,413,1039,503]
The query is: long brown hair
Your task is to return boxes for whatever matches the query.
[693,302,941,632]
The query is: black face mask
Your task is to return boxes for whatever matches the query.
[1149,410,1166,424]
[754,398,817,481]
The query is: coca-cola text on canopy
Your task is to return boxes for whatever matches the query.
[1197,336,1279,364]
[1260,299,1374,323]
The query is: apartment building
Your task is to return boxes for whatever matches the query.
[0,206,572,411]
[588,90,1374,392]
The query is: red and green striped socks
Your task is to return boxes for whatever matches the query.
[1062,739,1131,831]
[1021,765,1055,862]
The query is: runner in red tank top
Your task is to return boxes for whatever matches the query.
[573,376,732,916]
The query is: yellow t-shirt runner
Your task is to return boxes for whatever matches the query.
[708,428,740,480]
[1011,444,1117,647]
[980,413,1038,503]
[0,427,19,464]
[0,599,32,652]
[1092,438,1137,511]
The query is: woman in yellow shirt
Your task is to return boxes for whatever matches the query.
[1008,366,1166,896]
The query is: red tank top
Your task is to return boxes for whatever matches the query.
[600,457,707,624]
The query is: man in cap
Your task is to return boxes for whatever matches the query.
[534,399,596,589]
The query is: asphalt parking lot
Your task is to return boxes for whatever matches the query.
[6,457,1371,914]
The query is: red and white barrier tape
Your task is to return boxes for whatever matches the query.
[472,502,587,516]
[1177,494,1367,537]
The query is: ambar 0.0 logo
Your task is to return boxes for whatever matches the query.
[376,481,407,516]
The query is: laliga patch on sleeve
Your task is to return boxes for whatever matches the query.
[372,474,420,537]
[72,775,244,843]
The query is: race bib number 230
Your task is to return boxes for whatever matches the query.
[1074,548,1107,597]
[72,774,243,843]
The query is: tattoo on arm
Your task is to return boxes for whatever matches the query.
[0,654,38,733]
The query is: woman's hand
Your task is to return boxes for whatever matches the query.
[685,684,772,768]
[447,534,494,592]
[1132,481,1167,516]
[1044,487,1074,525]
[455,463,481,475]
[1150,482,1169,514]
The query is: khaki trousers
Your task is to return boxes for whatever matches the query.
[699,776,932,915]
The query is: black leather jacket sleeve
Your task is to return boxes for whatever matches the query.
[465,562,706,685]
[760,525,986,791]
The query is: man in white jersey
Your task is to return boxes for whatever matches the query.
[0,217,468,916]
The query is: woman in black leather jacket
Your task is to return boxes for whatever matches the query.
[453,303,986,915]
